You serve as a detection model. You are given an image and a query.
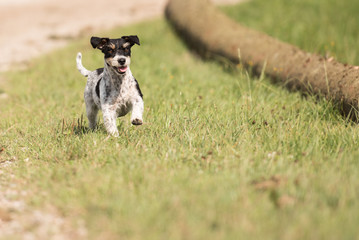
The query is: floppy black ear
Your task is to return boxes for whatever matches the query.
[121,35,140,47]
[90,37,110,50]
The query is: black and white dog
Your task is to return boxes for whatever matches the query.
[76,35,143,137]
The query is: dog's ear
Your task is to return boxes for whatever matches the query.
[91,37,110,50]
[121,35,140,48]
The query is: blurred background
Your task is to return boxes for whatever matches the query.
[0,0,167,71]
[0,0,240,72]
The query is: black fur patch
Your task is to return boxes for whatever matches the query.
[96,68,104,75]
[135,78,143,99]
[95,68,104,98]
[96,78,102,98]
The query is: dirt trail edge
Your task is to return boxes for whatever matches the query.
[0,0,167,72]
[165,0,359,118]
[0,0,242,72]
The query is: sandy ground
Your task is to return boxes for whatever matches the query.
[0,0,166,72]
[0,0,242,72]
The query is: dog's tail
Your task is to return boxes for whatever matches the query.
[76,52,91,77]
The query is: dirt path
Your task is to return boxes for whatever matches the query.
[0,0,242,72]
[0,0,167,72]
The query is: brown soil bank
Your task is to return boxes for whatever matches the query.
[165,0,359,118]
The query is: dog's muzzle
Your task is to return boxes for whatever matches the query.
[118,66,128,73]
[118,58,127,73]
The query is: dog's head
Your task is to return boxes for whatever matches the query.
[90,35,140,75]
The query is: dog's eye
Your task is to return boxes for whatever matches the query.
[124,48,129,53]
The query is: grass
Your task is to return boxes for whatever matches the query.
[222,0,359,65]
[1,0,359,239]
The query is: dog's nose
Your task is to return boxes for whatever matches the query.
[118,58,126,65]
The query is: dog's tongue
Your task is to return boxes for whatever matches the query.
[118,66,128,73]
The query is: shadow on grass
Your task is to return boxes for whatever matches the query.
[59,115,90,136]
[209,53,359,123]
[59,115,109,136]
[59,115,128,137]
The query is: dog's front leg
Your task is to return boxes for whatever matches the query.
[102,106,119,137]
[131,97,144,125]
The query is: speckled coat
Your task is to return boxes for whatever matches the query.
[76,38,143,137]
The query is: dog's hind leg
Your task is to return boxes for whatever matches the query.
[85,99,99,130]
[86,107,99,130]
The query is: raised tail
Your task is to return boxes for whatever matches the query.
[76,52,91,77]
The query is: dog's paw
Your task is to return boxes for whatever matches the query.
[106,129,119,137]
[131,118,143,125]
[109,131,119,137]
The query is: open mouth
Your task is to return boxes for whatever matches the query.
[117,66,128,74]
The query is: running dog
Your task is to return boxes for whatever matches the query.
[76,35,143,137]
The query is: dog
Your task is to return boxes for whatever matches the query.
[76,35,143,137]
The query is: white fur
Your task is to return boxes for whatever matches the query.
[76,53,91,77]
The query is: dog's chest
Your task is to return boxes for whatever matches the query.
[103,75,137,116]
[112,81,134,116]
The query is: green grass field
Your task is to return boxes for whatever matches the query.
[1,0,359,239]
[222,0,359,65]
